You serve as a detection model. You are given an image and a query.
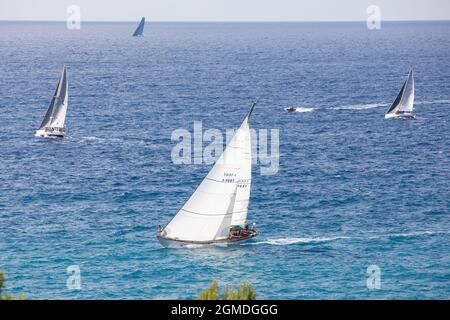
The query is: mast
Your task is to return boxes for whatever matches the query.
[38,66,66,129]
[162,98,259,242]
[230,97,259,227]
[386,69,414,115]
[50,65,68,128]
[397,70,414,113]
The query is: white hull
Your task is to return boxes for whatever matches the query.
[385,112,415,119]
[35,129,66,138]
[157,230,259,249]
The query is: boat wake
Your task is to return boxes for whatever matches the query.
[249,236,350,246]
[285,107,315,113]
[331,103,388,110]
[79,136,138,144]
[370,230,448,240]
[248,230,448,246]
[330,99,449,112]
[80,136,107,142]
[415,99,450,106]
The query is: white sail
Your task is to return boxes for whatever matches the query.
[386,70,414,116]
[50,66,68,128]
[39,66,68,129]
[230,118,252,227]
[163,102,256,242]
[397,71,414,113]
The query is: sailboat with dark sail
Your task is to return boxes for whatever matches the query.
[35,66,68,138]
[157,98,260,248]
[132,17,145,37]
[385,69,415,119]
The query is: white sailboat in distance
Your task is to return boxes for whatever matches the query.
[157,98,260,248]
[132,17,145,36]
[35,65,68,138]
[385,69,415,119]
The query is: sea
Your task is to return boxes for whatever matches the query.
[0,21,449,299]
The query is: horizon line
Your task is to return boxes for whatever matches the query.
[1,18,450,23]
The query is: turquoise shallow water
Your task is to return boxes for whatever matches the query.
[0,21,449,299]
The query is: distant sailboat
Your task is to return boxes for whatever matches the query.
[35,66,68,138]
[132,17,145,36]
[157,98,260,248]
[385,69,415,119]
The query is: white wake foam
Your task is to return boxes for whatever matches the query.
[80,136,104,142]
[415,99,450,106]
[331,103,388,110]
[332,99,450,111]
[250,230,448,246]
[251,236,350,246]
[380,230,447,239]
[79,136,129,144]
[287,107,315,113]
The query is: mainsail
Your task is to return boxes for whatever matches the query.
[39,66,68,130]
[132,17,145,36]
[163,99,257,242]
[386,70,414,115]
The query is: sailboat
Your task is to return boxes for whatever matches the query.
[35,65,68,138]
[385,69,415,119]
[157,98,260,248]
[132,17,145,37]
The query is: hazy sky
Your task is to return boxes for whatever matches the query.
[1,0,450,22]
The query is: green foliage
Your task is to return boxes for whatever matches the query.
[0,271,4,297]
[0,271,25,300]
[197,279,220,300]
[197,279,256,300]
[224,281,256,300]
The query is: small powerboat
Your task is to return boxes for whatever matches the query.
[285,107,297,113]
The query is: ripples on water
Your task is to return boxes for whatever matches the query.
[0,21,449,299]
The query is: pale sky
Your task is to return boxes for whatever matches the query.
[1,0,450,22]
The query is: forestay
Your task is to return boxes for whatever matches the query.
[163,101,257,242]
[386,70,414,115]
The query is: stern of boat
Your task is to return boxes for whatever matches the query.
[385,112,415,120]
[156,226,259,248]
[35,128,66,138]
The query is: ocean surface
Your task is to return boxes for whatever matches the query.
[0,21,449,299]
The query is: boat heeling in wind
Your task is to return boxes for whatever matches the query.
[157,98,260,248]
[132,17,145,36]
[35,65,68,138]
[385,69,415,119]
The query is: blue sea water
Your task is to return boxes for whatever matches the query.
[0,21,449,300]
